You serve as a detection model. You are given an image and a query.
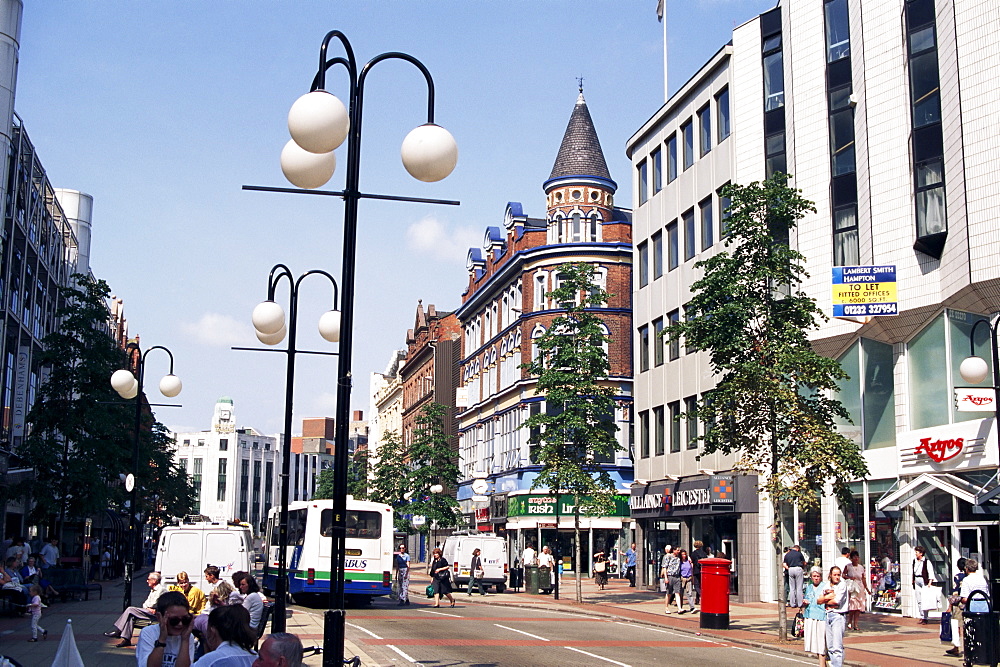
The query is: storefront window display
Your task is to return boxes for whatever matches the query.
[644,520,681,588]
[844,481,901,612]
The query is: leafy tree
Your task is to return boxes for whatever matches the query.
[521,262,619,602]
[666,175,869,640]
[314,447,370,502]
[143,421,196,522]
[368,430,412,533]
[406,403,461,538]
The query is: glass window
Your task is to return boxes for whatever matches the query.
[666,135,677,183]
[654,406,665,456]
[638,241,649,287]
[668,310,680,360]
[700,197,714,251]
[667,221,679,270]
[719,186,732,237]
[321,509,382,539]
[862,339,896,449]
[683,209,696,260]
[637,160,648,205]
[910,25,935,53]
[716,88,730,142]
[833,206,860,267]
[909,51,941,128]
[685,396,699,449]
[949,310,992,423]
[669,401,681,453]
[652,148,662,194]
[698,104,711,157]
[640,410,650,459]
[835,341,863,448]
[824,0,851,62]
[763,51,785,111]
[907,314,948,430]
[219,438,228,451]
[652,231,663,279]
[653,317,665,366]
[915,159,946,237]
[830,109,856,176]
[682,120,694,169]
[639,325,650,372]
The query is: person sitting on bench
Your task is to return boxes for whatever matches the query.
[103,571,166,647]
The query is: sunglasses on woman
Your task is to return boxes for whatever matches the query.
[168,615,192,627]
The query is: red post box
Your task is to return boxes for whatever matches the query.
[699,557,731,630]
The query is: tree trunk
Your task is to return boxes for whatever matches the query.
[574,497,583,603]
[772,402,787,642]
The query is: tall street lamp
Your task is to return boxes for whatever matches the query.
[248,263,340,633]
[110,344,182,612]
[243,30,458,666]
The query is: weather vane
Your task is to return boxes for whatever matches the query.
[577,76,584,93]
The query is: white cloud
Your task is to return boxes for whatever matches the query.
[405,215,480,263]
[179,312,253,347]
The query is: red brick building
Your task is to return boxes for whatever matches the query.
[455,90,633,563]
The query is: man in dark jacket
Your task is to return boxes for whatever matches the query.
[690,540,709,604]
[467,548,487,596]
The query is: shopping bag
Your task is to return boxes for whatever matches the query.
[793,611,805,638]
[940,611,953,643]
[426,584,434,598]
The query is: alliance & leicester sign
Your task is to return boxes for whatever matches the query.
[630,475,757,518]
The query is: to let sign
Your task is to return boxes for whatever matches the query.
[832,266,897,317]
[955,388,997,412]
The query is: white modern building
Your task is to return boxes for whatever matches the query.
[628,0,1000,614]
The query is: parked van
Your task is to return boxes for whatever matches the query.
[154,522,253,592]
[443,532,508,593]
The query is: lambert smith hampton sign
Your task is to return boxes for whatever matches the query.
[899,420,997,474]
[831,265,897,317]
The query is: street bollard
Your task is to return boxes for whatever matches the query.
[699,557,732,630]
[963,589,1000,666]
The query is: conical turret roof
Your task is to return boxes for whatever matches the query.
[547,91,613,186]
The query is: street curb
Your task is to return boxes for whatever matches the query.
[409,584,905,667]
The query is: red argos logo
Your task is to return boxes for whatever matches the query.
[915,437,964,463]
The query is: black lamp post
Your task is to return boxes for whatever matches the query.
[110,343,182,611]
[243,30,458,666]
[248,263,341,633]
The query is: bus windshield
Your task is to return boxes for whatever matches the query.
[320,509,382,539]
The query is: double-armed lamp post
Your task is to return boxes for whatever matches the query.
[243,30,458,665]
[248,264,341,632]
[109,344,182,612]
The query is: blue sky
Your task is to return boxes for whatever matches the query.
[14,1,776,435]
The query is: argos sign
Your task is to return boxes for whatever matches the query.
[899,420,997,473]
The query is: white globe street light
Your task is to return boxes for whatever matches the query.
[252,300,286,336]
[111,369,135,395]
[121,379,139,400]
[960,355,990,385]
[159,374,183,398]
[279,140,337,190]
[256,324,287,346]
[401,124,458,183]
[318,309,341,343]
[429,484,444,495]
[288,90,350,154]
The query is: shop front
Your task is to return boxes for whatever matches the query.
[876,418,1000,617]
[630,474,758,601]
[503,492,632,575]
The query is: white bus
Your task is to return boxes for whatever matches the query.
[262,498,394,604]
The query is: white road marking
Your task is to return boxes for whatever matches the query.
[417,608,462,618]
[345,622,422,665]
[726,646,812,664]
[564,646,632,667]
[494,623,550,641]
[613,621,720,643]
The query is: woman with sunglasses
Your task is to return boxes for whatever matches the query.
[136,590,195,667]
[192,604,257,666]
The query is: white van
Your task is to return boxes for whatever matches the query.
[155,522,253,592]
[443,532,508,593]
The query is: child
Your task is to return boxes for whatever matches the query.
[26,583,46,642]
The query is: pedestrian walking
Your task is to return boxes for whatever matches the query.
[678,550,696,613]
[593,552,609,590]
[818,566,850,667]
[784,544,807,608]
[467,548,487,596]
[394,544,411,606]
[843,550,870,631]
[691,540,707,603]
[802,567,827,666]
[25,584,46,642]
[661,546,682,614]
[624,543,637,587]
[944,558,967,658]
[429,547,455,608]
[912,545,937,624]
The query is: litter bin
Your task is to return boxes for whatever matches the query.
[509,566,524,592]
[539,565,552,593]
[963,589,1000,666]
[699,557,732,630]
[524,565,540,594]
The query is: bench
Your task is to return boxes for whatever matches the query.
[0,588,26,615]
[255,602,274,649]
[45,568,102,601]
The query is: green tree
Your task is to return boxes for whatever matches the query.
[368,430,412,533]
[406,403,461,539]
[521,262,619,602]
[314,448,370,502]
[143,421,196,523]
[666,175,869,640]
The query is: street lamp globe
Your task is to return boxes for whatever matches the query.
[252,300,286,336]
[121,379,139,400]
[111,369,135,394]
[960,355,990,385]
[159,374,182,398]
[288,90,350,154]
[256,324,287,346]
[429,484,444,495]
[318,309,341,343]
[280,139,337,190]
[400,124,458,182]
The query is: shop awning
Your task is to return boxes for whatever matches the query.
[875,472,997,511]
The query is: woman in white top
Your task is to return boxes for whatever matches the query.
[237,575,264,631]
[912,546,936,624]
[192,605,256,666]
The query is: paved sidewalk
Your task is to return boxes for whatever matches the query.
[0,569,375,666]
[405,566,963,667]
